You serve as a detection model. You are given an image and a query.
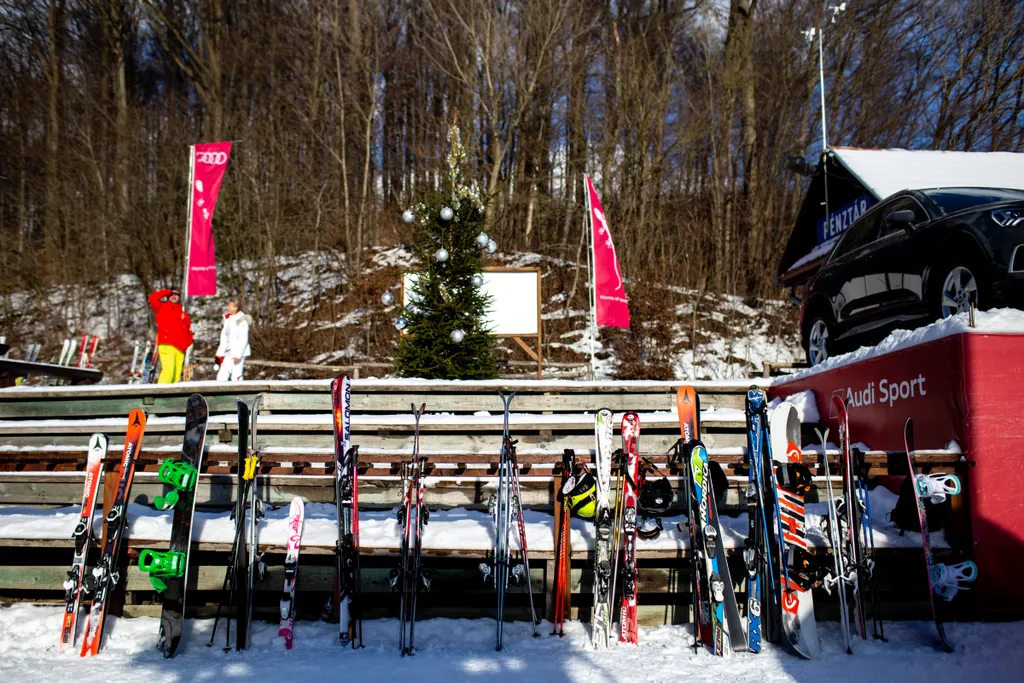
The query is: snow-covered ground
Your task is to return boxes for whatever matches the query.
[1,604,1021,682]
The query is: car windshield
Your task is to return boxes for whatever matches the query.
[922,188,1024,215]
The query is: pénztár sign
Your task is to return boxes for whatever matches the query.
[817,195,874,245]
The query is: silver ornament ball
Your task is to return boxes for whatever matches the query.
[471,274,484,288]
[380,291,395,306]
[486,239,497,254]
[440,206,454,221]
[435,247,450,263]
[395,316,408,331]
[475,232,489,248]
[402,209,415,224]
[450,329,466,343]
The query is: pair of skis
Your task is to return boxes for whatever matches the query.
[59,434,107,651]
[209,396,265,650]
[551,449,576,637]
[483,393,540,651]
[279,496,305,649]
[77,410,148,656]
[394,403,428,655]
[330,373,363,648]
[676,386,744,657]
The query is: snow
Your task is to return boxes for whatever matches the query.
[0,482,947,551]
[767,391,820,423]
[778,308,1024,384]
[833,146,1024,199]
[787,237,838,272]
[2,604,1024,682]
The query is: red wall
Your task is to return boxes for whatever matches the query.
[769,333,1024,615]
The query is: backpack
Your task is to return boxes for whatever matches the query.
[888,474,950,534]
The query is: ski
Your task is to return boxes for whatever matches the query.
[138,394,208,657]
[687,438,728,657]
[508,437,541,638]
[244,394,266,649]
[815,426,853,654]
[591,407,614,649]
[395,403,428,655]
[331,373,363,647]
[619,412,641,644]
[769,402,820,659]
[279,497,305,649]
[209,399,250,650]
[551,449,575,637]
[80,410,147,657]
[743,389,766,654]
[487,392,517,651]
[837,397,867,640]
[58,434,106,651]
[675,386,712,652]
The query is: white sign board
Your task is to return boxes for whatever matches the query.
[402,269,539,336]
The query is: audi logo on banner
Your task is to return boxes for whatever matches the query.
[196,151,228,165]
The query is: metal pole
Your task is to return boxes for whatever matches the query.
[584,177,597,380]
[818,29,828,153]
[182,145,196,307]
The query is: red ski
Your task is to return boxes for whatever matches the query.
[80,410,147,657]
[58,434,106,650]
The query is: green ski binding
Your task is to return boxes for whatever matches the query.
[154,458,199,510]
[138,549,186,593]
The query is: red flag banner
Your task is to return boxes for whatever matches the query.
[586,176,630,329]
[185,141,232,297]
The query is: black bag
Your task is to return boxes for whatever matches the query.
[638,477,673,516]
[888,474,950,534]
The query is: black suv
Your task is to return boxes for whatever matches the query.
[801,187,1024,365]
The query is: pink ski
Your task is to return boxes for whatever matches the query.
[59,434,106,650]
[279,497,305,649]
[619,412,641,644]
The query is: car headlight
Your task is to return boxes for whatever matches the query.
[992,208,1024,227]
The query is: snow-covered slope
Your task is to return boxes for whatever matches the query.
[0,247,801,381]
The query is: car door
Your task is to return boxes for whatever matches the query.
[821,206,885,339]
[869,195,931,322]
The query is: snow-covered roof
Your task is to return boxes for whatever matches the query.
[833,147,1024,198]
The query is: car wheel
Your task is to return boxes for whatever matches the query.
[805,316,830,366]
[936,263,981,319]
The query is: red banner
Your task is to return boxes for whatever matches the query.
[586,176,630,329]
[185,141,232,297]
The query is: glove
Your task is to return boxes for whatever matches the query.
[215,355,224,367]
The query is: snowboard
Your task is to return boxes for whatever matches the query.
[59,433,106,651]
[80,410,147,657]
[591,408,614,648]
[904,418,954,653]
[139,394,208,658]
[769,402,820,659]
[279,497,305,649]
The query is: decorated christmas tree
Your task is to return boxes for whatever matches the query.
[391,126,497,379]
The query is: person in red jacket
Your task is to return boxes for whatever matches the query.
[148,288,194,383]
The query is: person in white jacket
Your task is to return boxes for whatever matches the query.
[215,300,252,381]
